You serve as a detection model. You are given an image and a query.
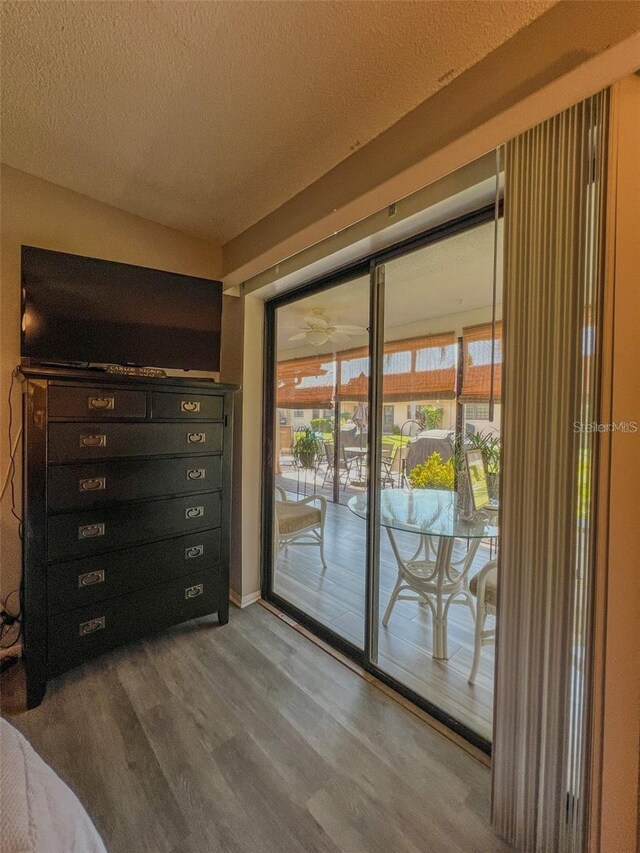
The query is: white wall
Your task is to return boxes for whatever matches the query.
[0,165,221,599]
[219,294,244,597]
[236,294,264,602]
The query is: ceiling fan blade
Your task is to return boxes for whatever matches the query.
[303,312,330,329]
[332,328,365,340]
[287,332,308,341]
[333,324,368,335]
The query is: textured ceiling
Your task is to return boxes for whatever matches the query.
[1,1,554,244]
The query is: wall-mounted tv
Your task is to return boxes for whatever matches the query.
[21,246,222,372]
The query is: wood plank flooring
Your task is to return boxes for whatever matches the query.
[5,605,507,853]
[273,494,496,742]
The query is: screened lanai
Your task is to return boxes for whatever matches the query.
[275,321,502,505]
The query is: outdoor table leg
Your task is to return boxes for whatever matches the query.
[433,536,455,659]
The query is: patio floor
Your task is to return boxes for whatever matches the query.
[276,454,399,507]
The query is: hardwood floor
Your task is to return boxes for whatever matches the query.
[5,605,507,853]
[273,494,497,742]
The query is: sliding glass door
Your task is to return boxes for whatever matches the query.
[264,207,503,750]
[269,273,371,650]
[370,217,502,745]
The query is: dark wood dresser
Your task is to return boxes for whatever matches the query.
[20,366,236,708]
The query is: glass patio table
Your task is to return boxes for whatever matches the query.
[348,488,498,660]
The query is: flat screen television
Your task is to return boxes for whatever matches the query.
[21,246,222,372]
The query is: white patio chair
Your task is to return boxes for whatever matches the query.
[274,485,327,571]
[468,558,497,684]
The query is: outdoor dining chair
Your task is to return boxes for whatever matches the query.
[274,485,327,572]
[468,558,497,684]
[321,441,352,489]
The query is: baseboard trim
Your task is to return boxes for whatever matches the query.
[230,589,262,609]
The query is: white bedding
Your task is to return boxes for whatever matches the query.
[0,716,107,853]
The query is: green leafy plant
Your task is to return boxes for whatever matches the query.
[446,430,501,501]
[310,412,350,434]
[309,416,333,433]
[446,430,501,473]
[466,430,501,474]
[416,405,445,431]
[408,451,455,491]
[292,427,321,469]
[447,435,468,477]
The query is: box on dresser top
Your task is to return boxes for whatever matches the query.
[19,366,237,709]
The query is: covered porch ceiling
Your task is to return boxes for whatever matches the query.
[276,218,503,359]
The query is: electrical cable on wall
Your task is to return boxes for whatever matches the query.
[0,427,22,501]
[2,369,24,538]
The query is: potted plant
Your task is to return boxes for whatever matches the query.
[292,426,320,470]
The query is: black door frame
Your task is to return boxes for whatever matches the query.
[261,203,500,755]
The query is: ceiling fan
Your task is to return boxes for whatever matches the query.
[288,308,367,346]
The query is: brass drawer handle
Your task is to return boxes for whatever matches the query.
[80,434,107,448]
[185,506,204,519]
[187,468,205,480]
[88,396,114,411]
[185,583,203,599]
[185,545,204,559]
[181,400,201,413]
[79,477,106,492]
[187,432,205,444]
[78,523,105,539]
[79,616,105,636]
[78,570,105,587]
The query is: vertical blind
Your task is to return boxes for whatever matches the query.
[493,90,609,852]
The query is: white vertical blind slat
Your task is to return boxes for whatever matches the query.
[493,90,609,852]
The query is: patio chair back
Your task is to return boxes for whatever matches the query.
[399,443,411,486]
[382,442,398,466]
[323,442,335,469]
[342,446,359,463]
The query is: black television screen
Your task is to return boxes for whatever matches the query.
[21,246,222,372]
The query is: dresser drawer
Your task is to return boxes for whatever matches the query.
[151,391,223,421]
[47,569,223,676]
[48,455,222,511]
[47,529,221,613]
[48,492,221,561]
[49,385,146,419]
[49,421,223,462]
